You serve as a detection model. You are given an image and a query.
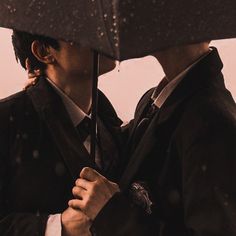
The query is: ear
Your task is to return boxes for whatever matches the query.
[31,40,55,65]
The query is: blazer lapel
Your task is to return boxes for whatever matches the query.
[120,48,224,190]
[120,94,191,189]
[127,89,155,146]
[27,78,95,181]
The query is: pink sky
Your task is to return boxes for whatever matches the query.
[0,28,235,121]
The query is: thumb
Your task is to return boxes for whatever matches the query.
[107,180,120,193]
[80,167,102,182]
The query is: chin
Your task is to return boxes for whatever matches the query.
[99,57,116,75]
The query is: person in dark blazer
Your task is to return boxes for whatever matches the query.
[70,43,236,235]
[0,31,123,236]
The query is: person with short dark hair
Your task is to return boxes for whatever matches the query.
[12,31,60,72]
[0,30,123,236]
[71,42,236,236]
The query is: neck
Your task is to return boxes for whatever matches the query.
[153,43,210,81]
[46,69,92,114]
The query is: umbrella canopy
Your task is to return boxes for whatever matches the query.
[0,0,235,61]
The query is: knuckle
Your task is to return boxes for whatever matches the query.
[75,178,80,185]
[69,200,75,208]
[83,167,90,173]
[96,178,103,185]
[91,180,97,188]
[72,186,78,195]
[89,188,96,197]
[92,182,100,191]
[81,200,88,210]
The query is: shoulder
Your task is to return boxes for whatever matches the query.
[0,90,27,107]
[0,90,31,127]
[134,87,155,117]
[178,86,236,144]
[189,86,235,124]
[0,90,25,112]
[98,90,123,126]
[0,91,29,151]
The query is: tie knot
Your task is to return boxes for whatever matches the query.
[76,116,91,142]
[146,103,159,119]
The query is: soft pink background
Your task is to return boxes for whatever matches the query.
[0,28,235,121]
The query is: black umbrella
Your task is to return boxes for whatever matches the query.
[0,0,236,170]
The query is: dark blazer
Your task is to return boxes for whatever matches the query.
[92,48,236,236]
[0,77,122,236]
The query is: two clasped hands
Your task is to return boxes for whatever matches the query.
[61,167,119,236]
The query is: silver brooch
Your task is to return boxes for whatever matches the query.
[130,181,153,214]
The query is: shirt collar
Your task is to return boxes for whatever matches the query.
[46,77,89,127]
[152,50,212,108]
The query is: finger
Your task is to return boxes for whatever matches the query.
[25,58,31,71]
[28,73,37,79]
[75,178,92,190]
[72,186,87,199]
[23,80,35,90]
[33,69,41,77]
[80,167,102,182]
[28,70,41,78]
[68,199,83,210]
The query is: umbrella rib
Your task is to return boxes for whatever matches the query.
[97,0,119,59]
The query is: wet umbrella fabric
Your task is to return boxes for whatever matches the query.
[0,0,236,60]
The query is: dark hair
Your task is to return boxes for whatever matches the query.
[12,30,60,72]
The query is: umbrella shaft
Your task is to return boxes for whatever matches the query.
[90,51,99,162]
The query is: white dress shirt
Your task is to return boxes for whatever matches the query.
[45,78,101,236]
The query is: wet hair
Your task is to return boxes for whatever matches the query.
[12,30,60,72]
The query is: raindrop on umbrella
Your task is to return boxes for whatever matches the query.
[122,17,127,23]
[16,156,21,164]
[9,116,14,122]
[116,61,121,72]
[55,162,66,176]
[32,150,40,159]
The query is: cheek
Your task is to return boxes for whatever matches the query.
[74,54,93,73]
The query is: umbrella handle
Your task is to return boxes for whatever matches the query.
[90,51,99,162]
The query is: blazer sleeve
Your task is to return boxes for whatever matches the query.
[179,115,236,236]
[0,101,49,236]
